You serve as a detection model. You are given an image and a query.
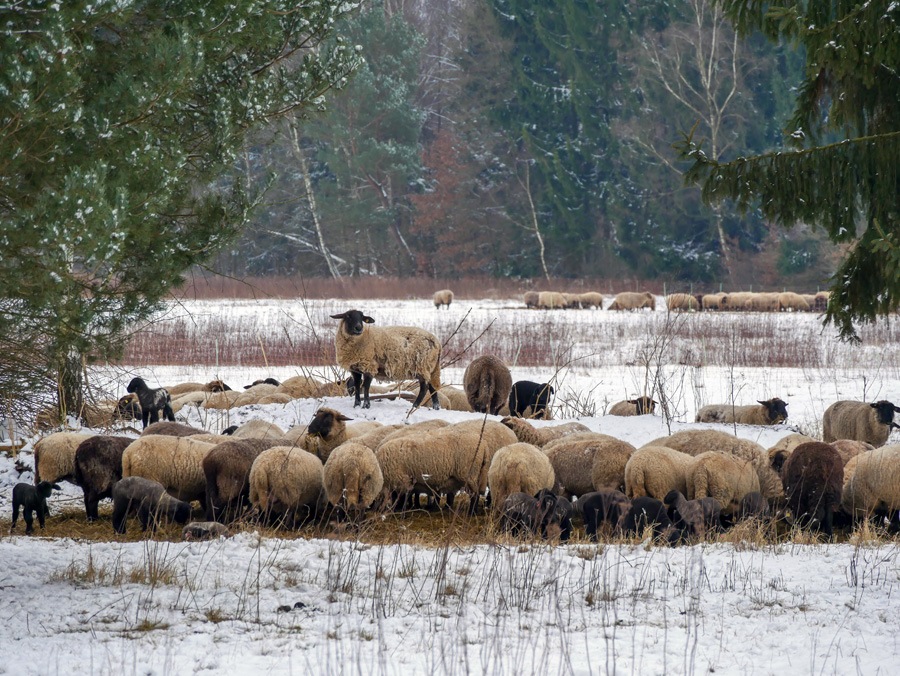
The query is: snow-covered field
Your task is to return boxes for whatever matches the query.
[2,296,900,675]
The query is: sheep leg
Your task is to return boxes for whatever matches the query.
[822,505,834,537]
[141,408,151,429]
[148,408,160,425]
[112,501,130,534]
[412,377,428,409]
[11,499,20,530]
[84,491,99,522]
[350,371,364,407]
[37,501,47,530]
[163,404,176,422]
[23,507,35,534]
[361,373,373,408]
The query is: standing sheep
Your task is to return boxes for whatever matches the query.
[126,377,176,429]
[578,489,631,540]
[487,443,555,511]
[823,400,900,447]
[624,446,693,500]
[508,381,554,419]
[685,451,759,514]
[323,441,384,518]
[608,396,656,416]
[578,292,603,309]
[500,492,541,536]
[73,435,133,521]
[33,432,93,485]
[778,442,844,535]
[121,435,216,507]
[777,292,811,312]
[543,433,635,497]
[112,476,192,534]
[620,497,676,541]
[695,398,788,425]
[202,438,288,523]
[433,289,454,309]
[665,293,701,311]
[701,293,728,311]
[607,292,655,311]
[538,291,567,310]
[11,481,60,534]
[249,446,325,526]
[332,310,442,410]
[523,291,540,308]
[841,445,900,527]
[463,355,512,416]
[663,490,722,540]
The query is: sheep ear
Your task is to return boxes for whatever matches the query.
[870,403,878,409]
[893,405,900,413]
[363,315,375,324]
[330,312,348,319]
[335,413,353,422]
[758,400,767,406]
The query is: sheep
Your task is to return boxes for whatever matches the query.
[164,382,206,397]
[202,390,242,410]
[538,291,567,310]
[608,291,655,311]
[126,377,176,428]
[374,419,450,449]
[258,394,292,405]
[620,497,676,541]
[562,293,583,309]
[608,396,656,416]
[500,417,590,447]
[111,476,192,534]
[440,386,474,412]
[11,481,60,534]
[141,421,207,437]
[779,442,843,535]
[182,521,232,540]
[744,292,780,312]
[274,375,327,399]
[701,293,728,311]
[508,381,554,419]
[202,438,289,522]
[578,489,631,540]
[249,445,325,525]
[695,398,788,425]
[663,490,722,539]
[231,384,279,407]
[830,439,874,466]
[33,432,93,484]
[433,289,454,309]
[121,435,216,506]
[535,489,573,541]
[685,451,759,514]
[204,379,233,392]
[487,443,555,511]
[777,292,810,312]
[523,291,540,309]
[766,433,816,465]
[350,424,404,451]
[823,400,900,447]
[500,492,541,536]
[232,420,285,440]
[801,294,818,310]
[332,309,442,410]
[323,441,384,518]
[814,291,830,312]
[244,378,281,389]
[543,433,635,498]
[840,445,900,526]
[665,293,701,311]
[303,407,354,462]
[463,355,512,416]
[624,445,693,500]
[73,435,132,521]
[590,438,637,493]
[578,292,603,309]
[346,421,383,439]
[736,491,771,521]
[114,393,141,421]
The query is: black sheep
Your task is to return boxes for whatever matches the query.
[535,489,573,541]
[509,381,555,419]
[736,491,771,521]
[780,442,844,536]
[73,435,132,521]
[620,496,678,543]
[112,476,192,534]
[114,394,142,421]
[11,481,60,534]
[663,490,722,541]
[126,377,176,429]
[500,492,541,536]
[578,489,631,541]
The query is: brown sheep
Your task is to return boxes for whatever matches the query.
[608,291,655,311]
[777,441,843,535]
[608,396,656,416]
[463,355,512,416]
[203,438,289,522]
[73,435,133,521]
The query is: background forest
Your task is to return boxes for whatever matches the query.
[212,0,839,289]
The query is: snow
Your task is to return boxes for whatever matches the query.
[2,296,900,674]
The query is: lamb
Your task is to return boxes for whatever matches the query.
[823,400,900,447]
[578,292,603,309]
[487,443,555,511]
[11,481,60,534]
[73,435,133,521]
[840,445,900,526]
[608,396,656,416]
[141,421,207,437]
[578,489,631,540]
[322,441,384,518]
[695,398,788,425]
[663,490,722,540]
[620,497,675,541]
[508,381,554,419]
[249,446,325,525]
[182,521,232,540]
[114,393,141,421]
[202,438,288,522]
[736,491,771,521]
[112,476,192,534]
[232,420,285,440]
[332,309,442,410]
[500,492,541,536]
[665,293,701,311]
[126,377,176,428]
[537,291,567,309]
[121,435,216,507]
[535,489,574,541]
[777,292,810,312]
[33,432,93,484]
[463,355,512,416]
[607,291,655,311]
[523,291,540,308]
[778,442,843,535]
[500,417,590,447]
[685,452,759,514]
[543,433,635,497]
[433,289,454,309]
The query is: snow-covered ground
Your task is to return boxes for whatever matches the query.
[2,296,900,675]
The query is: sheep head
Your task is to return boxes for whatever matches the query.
[759,398,788,423]
[126,377,147,393]
[870,400,900,425]
[331,310,375,336]
[307,408,352,440]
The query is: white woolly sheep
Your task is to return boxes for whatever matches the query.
[624,445,693,500]
[537,291,567,310]
[542,432,633,498]
[766,433,816,465]
[523,291,540,308]
[608,396,656,416]
[823,400,900,447]
[685,451,760,514]
[777,292,810,312]
[164,382,206,397]
[701,293,728,311]
[345,420,383,439]
[830,439,874,466]
[607,291,655,311]
[487,443,555,511]
[433,289,454,309]
[562,293,582,309]
[439,385,473,412]
[589,437,637,493]
[121,435,216,506]
[258,393,292,405]
[323,440,384,517]
[578,292,603,309]
[665,293,701,311]
[332,309,442,410]
[744,292,780,312]
[464,355,512,415]
[374,419,450,450]
[33,432,94,485]
[232,420,285,440]
[274,375,327,399]
[249,446,325,524]
[695,398,788,425]
[500,417,590,447]
[840,445,900,525]
[202,390,242,410]
[141,421,207,437]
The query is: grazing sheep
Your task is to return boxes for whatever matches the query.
[73,435,132,521]
[332,309,442,410]
[440,386,474,412]
[249,446,325,525]
[232,420,285,440]
[126,377,176,428]
[562,293,583,309]
[608,396,656,417]
[766,433,816,465]
[777,292,811,312]
[350,424,405,452]
[244,378,281,389]
[624,446,693,500]
[744,292,780,312]
[121,435,216,506]
[537,291,567,310]
[433,289,454,309]
[487,443,555,511]
[608,291,655,311]
[841,445,900,526]
[665,293,701,311]
[535,489,574,541]
[500,492,541,536]
[578,292,603,309]
[323,441,384,518]
[500,417,590,447]
[823,400,900,447]
[202,438,288,522]
[182,521,232,540]
[578,490,631,540]
[830,439,874,466]
[589,438,637,493]
[779,442,843,535]
[141,421,207,437]
[11,481,60,534]
[695,398,788,425]
[736,491,771,521]
[620,497,675,541]
[508,381,554,419]
[685,452,759,514]
[814,291,830,312]
[523,291,540,309]
[701,293,728,311]
[664,490,722,539]
[464,355,512,416]
[542,433,634,498]
[346,421,383,439]
[112,476,192,534]
[33,432,93,484]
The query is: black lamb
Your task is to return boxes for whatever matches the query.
[535,489,573,541]
[126,377,176,429]
[112,476,192,534]
[579,489,631,541]
[11,481,60,534]
[509,381,555,419]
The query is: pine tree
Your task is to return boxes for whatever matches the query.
[0,0,360,418]
[676,0,900,338]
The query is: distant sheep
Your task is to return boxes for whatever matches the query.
[578,292,603,309]
[332,309,442,410]
[624,446,692,500]
[608,291,655,311]
[777,292,810,312]
[562,293,582,309]
[701,293,728,311]
[244,378,281,389]
[665,293,701,311]
[487,443,555,510]
[126,377,176,428]
[823,400,900,447]
[433,289,454,309]
[523,291,540,309]
[463,355,512,416]
[203,438,287,522]
[608,396,656,417]
[323,440,384,518]
[779,442,843,535]
[122,435,216,506]
[33,432,93,484]
[112,476,192,534]
[814,291,830,312]
[744,292,780,312]
[500,417,590,447]
[695,398,788,425]
[508,381,554,419]
[440,386,474,412]
[11,481,60,534]
[73,435,132,521]
[249,446,325,525]
[537,291,567,310]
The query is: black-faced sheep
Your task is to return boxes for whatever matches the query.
[304,407,354,462]
[487,442,555,511]
[500,492,541,536]
[73,435,133,521]
[695,398,788,425]
[112,476,192,534]
[608,292,655,311]
[777,441,843,536]
[463,355,512,416]
[578,489,631,541]
[332,310,442,410]
[840,445,900,527]
[523,291,540,308]
[202,438,288,523]
[608,396,656,416]
[121,435,216,507]
[663,490,721,540]
[126,377,176,429]
[11,481,60,534]
[508,380,554,419]
[114,394,141,421]
[433,289,454,309]
[823,400,900,447]
[535,489,573,541]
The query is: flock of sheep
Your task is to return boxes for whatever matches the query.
[512,289,831,312]
[12,307,900,544]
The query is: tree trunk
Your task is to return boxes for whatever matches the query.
[57,350,84,423]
